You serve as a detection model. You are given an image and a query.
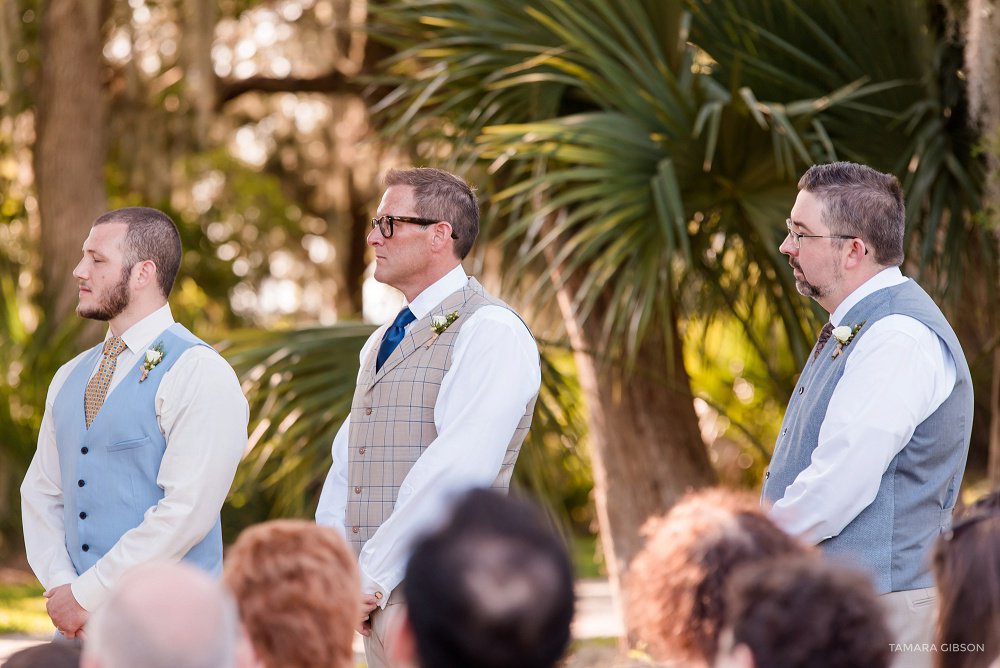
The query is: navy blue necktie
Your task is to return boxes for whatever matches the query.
[376,307,417,371]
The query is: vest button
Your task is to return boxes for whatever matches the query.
[365,408,372,415]
[358,447,366,454]
[352,526,360,534]
[78,480,85,487]
[79,512,87,520]
[81,544,89,552]
[354,486,362,494]
[81,447,89,454]
[782,428,787,436]
[798,386,804,395]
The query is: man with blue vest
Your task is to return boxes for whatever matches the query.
[762,162,973,668]
[21,206,248,639]
[316,168,541,668]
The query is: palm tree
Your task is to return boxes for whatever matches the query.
[365,0,986,608]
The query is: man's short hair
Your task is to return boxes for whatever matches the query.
[84,562,240,668]
[798,161,905,267]
[724,557,891,668]
[94,206,182,298]
[224,520,361,668]
[627,488,809,663]
[403,489,575,668]
[383,167,479,259]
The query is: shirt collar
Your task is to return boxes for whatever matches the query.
[406,265,469,320]
[830,267,907,326]
[108,303,175,354]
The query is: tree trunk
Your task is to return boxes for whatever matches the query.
[35,0,107,325]
[556,287,716,638]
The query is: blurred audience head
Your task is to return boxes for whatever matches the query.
[932,490,1000,668]
[627,487,809,665]
[2,641,81,668]
[390,489,575,668]
[715,556,891,668]
[224,519,361,668]
[81,562,242,668]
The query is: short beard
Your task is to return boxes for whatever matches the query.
[77,265,132,321]
[790,257,837,300]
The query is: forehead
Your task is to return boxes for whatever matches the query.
[83,222,127,254]
[789,190,827,233]
[376,185,419,217]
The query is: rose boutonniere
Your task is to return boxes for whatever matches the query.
[831,321,865,359]
[140,341,165,382]
[426,311,460,349]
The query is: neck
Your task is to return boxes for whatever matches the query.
[400,262,461,303]
[108,298,167,337]
[818,264,887,314]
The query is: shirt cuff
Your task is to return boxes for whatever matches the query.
[70,569,107,612]
[360,572,391,609]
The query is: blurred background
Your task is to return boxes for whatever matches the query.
[1,0,999,639]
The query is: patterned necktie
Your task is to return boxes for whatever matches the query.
[84,336,127,428]
[376,307,417,372]
[812,322,835,362]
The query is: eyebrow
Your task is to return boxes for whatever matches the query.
[789,218,815,234]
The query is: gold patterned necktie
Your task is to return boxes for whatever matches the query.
[84,336,127,429]
[812,322,835,362]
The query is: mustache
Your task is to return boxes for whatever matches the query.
[789,258,802,272]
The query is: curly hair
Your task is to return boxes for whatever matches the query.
[724,557,891,668]
[626,488,809,664]
[224,520,361,668]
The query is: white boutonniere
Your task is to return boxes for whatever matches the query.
[831,321,865,359]
[426,311,460,349]
[140,341,165,382]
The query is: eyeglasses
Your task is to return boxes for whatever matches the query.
[785,219,863,251]
[371,215,459,239]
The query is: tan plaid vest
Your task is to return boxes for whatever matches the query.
[345,278,537,550]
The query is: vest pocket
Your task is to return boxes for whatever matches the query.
[107,435,152,452]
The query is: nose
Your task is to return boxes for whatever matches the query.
[367,225,384,247]
[779,234,797,256]
[72,259,88,281]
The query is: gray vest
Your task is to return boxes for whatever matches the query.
[345,278,538,551]
[762,279,972,593]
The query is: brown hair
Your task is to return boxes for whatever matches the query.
[94,206,182,298]
[798,162,905,267]
[224,520,362,668]
[932,491,1000,668]
[725,557,891,668]
[383,167,479,259]
[626,488,809,664]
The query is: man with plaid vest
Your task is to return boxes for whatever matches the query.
[21,207,248,639]
[317,168,541,668]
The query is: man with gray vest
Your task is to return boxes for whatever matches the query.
[762,162,973,668]
[20,207,248,639]
[316,167,541,668]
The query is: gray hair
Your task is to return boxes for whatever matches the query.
[798,162,905,267]
[383,167,480,259]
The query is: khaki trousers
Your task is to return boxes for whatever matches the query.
[882,587,936,668]
[363,593,405,668]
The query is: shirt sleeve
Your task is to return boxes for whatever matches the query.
[70,347,249,610]
[358,307,541,605]
[768,315,956,544]
[21,358,88,591]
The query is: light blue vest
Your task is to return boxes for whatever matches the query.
[52,323,223,577]
[762,279,973,594]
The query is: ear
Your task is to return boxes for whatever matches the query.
[429,221,456,251]
[843,238,868,269]
[385,608,419,668]
[132,260,159,291]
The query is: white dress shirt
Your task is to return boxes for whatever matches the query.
[316,265,541,604]
[21,304,249,610]
[769,267,957,544]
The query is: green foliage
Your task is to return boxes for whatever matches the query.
[0,581,49,635]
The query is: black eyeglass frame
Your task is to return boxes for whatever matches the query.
[371,215,459,240]
[785,218,866,255]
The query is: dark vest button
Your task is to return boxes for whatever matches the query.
[81,447,89,454]
[79,512,87,520]
[354,486,362,494]
[365,408,372,415]
[358,447,366,454]
[798,386,804,395]
[352,526,360,534]
[78,480,85,487]
[81,544,89,552]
